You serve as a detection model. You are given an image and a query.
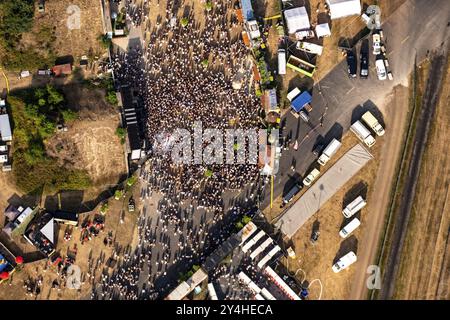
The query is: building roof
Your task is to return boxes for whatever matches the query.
[284,7,310,34]
[326,0,361,20]
[291,91,312,112]
[40,218,54,244]
[275,144,373,238]
[0,114,12,142]
[51,63,72,76]
[315,23,331,37]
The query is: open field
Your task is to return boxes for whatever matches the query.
[377,50,449,299]
[393,58,450,300]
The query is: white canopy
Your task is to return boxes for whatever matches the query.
[275,144,373,238]
[327,0,361,20]
[41,218,54,244]
[315,23,331,38]
[284,7,310,34]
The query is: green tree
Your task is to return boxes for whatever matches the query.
[205,1,213,11]
[180,17,189,27]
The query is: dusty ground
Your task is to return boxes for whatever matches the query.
[0,184,141,300]
[348,85,410,299]
[273,132,382,300]
[393,61,450,300]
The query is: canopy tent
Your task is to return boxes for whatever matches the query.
[315,23,331,38]
[326,0,361,20]
[284,7,310,34]
[275,144,373,238]
[40,218,54,244]
[291,91,312,112]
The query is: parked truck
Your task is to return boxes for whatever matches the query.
[375,58,387,80]
[350,121,376,147]
[278,49,286,75]
[317,138,342,166]
[361,111,385,136]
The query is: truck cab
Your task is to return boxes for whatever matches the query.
[346,50,357,78]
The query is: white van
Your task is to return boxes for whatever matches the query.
[375,59,387,80]
[332,251,357,273]
[278,49,286,75]
[342,196,367,218]
[303,168,320,186]
[350,120,376,148]
[361,111,385,136]
[339,218,361,238]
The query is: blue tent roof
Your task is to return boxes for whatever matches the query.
[291,91,312,112]
[241,0,254,21]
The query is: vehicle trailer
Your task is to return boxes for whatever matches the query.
[286,55,316,77]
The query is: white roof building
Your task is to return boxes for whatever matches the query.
[40,218,55,244]
[326,0,361,20]
[284,7,310,34]
[315,23,331,38]
[0,114,12,141]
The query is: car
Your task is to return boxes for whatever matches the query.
[346,50,357,78]
[372,33,381,55]
[312,143,324,156]
[310,230,320,245]
[299,110,310,122]
[332,251,357,273]
[303,168,320,186]
[360,52,369,78]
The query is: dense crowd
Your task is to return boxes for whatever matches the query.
[93,0,263,300]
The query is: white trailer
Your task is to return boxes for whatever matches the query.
[332,251,357,273]
[317,138,342,166]
[361,111,385,136]
[350,121,376,147]
[296,41,323,55]
[339,218,361,238]
[207,283,219,300]
[342,196,367,218]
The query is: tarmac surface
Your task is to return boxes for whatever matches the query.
[263,0,450,208]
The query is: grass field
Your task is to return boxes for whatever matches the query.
[393,59,450,300]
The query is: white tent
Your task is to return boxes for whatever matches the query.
[315,23,331,38]
[275,144,373,238]
[327,0,361,20]
[284,7,310,34]
[40,218,54,244]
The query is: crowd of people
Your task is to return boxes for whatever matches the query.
[94,0,264,299]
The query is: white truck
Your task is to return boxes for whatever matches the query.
[278,49,286,75]
[296,42,323,56]
[350,121,376,147]
[332,251,357,273]
[339,218,361,238]
[317,138,342,166]
[362,111,385,136]
[342,196,367,218]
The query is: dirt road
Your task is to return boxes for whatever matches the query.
[379,52,449,299]
[348,85,410,299]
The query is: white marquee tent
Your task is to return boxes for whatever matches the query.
[284,7,310,34]
[326,0,361,20]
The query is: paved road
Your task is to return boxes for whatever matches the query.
[379,51,448,299]
[262,0,450,208]
[260,0,450,300]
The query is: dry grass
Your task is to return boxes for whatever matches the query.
[393,60,450,300]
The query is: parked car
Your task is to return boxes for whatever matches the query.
[372,33,381,55]
[360,50,369,78]
[303,168,320,186]
[299,110,310,122]
[346,50,357,78]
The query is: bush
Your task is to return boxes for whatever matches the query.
[205,1,213,11]
[181,17,189,27]
[9,91,90,194]
[126,175,137,187]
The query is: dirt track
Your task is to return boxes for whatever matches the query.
[379,51,449,299]
[348,85,410,299]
